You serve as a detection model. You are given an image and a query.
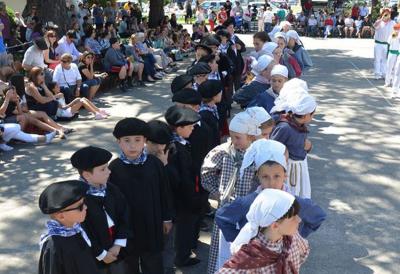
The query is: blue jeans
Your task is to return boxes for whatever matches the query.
[264,22,272,33]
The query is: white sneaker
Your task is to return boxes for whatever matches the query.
[375,75,382,80]
[391,92,400,98]
[384,83,391,87]
[94,112,107,120]
[99,109,111,116]
[45,131,57,143]
[0,143,14,151]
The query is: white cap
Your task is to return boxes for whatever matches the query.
[271,64,289,78]
[240,139,287,178]
[262,42,279,56]
[251,54,274,76]
[274,32,287,43]
[231,189,295,253]
[229,111,261,136]
[286,30,301,43]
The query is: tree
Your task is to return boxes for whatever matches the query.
[23,0,70,35]
[148,0,164,28]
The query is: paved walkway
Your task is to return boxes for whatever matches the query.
[0,37,399,274]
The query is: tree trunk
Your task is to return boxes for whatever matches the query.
[148,0,164,28]
[23,0,70,35]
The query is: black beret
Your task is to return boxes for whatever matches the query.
[198,80,223,99]
[70,146,112,171]
[165,105,200,127]
[171,74,193,94]
[194,43,212,55]
[34,37,48,50]
[39,180,88,214]
[201,35,221,47]
[113,118,150,138]
[187,62,211,76]
[109,37,119,45]
[147,120,172,144]
[216,28,231,39]
[172,88,202,105]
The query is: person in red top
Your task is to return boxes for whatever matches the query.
[217,7,228,25]
[323,14,334,38]
[303,0,313,17]
[351,4,359,20]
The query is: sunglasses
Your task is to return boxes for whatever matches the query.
[61,60,71,63]
[60,201,85,212]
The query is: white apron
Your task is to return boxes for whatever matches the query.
[286,157,311,198]
[216,231,231,271]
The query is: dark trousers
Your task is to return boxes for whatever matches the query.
[174,210,200,264]
[124,251,163,274]
[98,260,126,274]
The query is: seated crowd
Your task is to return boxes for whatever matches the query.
[0,1,197,152]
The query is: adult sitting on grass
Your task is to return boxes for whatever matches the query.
[104,37,136,91]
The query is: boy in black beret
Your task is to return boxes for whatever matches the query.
[187,62,211,90]
[164,105,204,267]
[198,80,223,149]
[70,146,129,274]
[171,74,193,94]
[109,118,173,274]
[38,180,101,274]
[193,44,213,65]
[146,120,176,274]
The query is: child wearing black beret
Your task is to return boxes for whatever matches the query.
[109,118,173,274]
[70,146,129,274]
[198,80,223,149]
[38,180,101,274]
[164,105,204,267]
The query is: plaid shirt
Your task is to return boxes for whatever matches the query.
[201,140,256,274]
[217,232,310,274]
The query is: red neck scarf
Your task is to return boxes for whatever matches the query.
[223,235,298,274]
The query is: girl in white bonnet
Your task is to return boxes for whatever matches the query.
[201,109,268,274]
[270,79,317,198]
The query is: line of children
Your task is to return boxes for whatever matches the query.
[214,139,326,272]
[248,64,289,113]
[201,109,275,274]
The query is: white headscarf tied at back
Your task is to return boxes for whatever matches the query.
[271,78,317,115]
[251,54,274,76]
[230,189,295,254]
[240,139,287,178]
[286,30,301,44]
[262,42,278,56]
[274,31,287,43]
[229,111,262,136]
[245,107,271,127]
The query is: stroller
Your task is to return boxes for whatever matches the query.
[234,13,244,33]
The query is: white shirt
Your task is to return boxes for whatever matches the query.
[388,35,400,50]
[22,45,46,69]
[308,18,317,26]
[53,63,82,87]
[344,18,354,27]
[263,10,273,23]
[374,20,396,42]
[55,36,82,61]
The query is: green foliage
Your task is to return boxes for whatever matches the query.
[87,0,117,7]
[371,1,383,21]
[6,6,15,21]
